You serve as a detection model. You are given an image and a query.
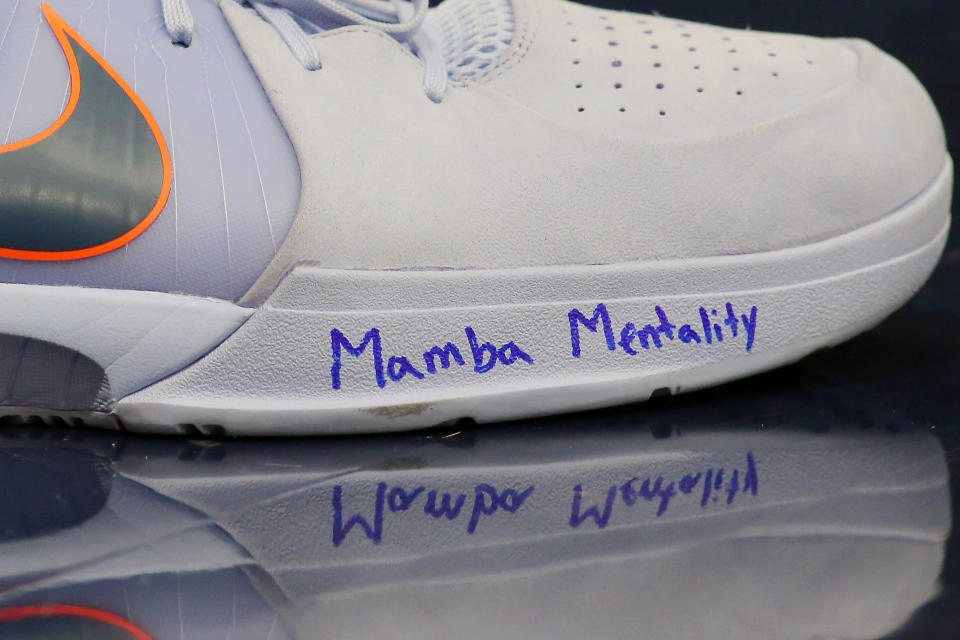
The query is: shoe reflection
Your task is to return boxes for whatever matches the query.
[0,418,949,640]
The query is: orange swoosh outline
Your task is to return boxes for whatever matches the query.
[0,3,172,261]
[0,604,154,640]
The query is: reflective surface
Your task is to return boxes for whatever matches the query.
[0,422,952,640]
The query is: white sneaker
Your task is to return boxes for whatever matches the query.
[0,0,950,434]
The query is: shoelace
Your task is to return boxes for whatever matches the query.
[161,0,448,101]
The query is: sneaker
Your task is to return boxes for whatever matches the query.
[0,0,950,434]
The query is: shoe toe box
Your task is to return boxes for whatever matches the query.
[486,0,947,257]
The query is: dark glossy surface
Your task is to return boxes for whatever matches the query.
[0,411,954,638]
[1,1,958,638]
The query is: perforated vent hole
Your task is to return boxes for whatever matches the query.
[554,7,843,128]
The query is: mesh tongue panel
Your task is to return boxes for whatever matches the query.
[428,0,515,81]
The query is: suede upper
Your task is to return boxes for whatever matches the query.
[226,0,946,304]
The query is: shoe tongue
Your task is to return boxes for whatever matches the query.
[426,0,515,81]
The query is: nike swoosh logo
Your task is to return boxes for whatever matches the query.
[0,3,171,261]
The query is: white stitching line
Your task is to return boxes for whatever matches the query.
[204,24,278,252]
[0,0,21,51]
[3,21,40,145]
[200,32,235,296]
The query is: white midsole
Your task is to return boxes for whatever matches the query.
[114,158,952,434]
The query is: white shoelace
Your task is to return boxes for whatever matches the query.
[161,0,448,101]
